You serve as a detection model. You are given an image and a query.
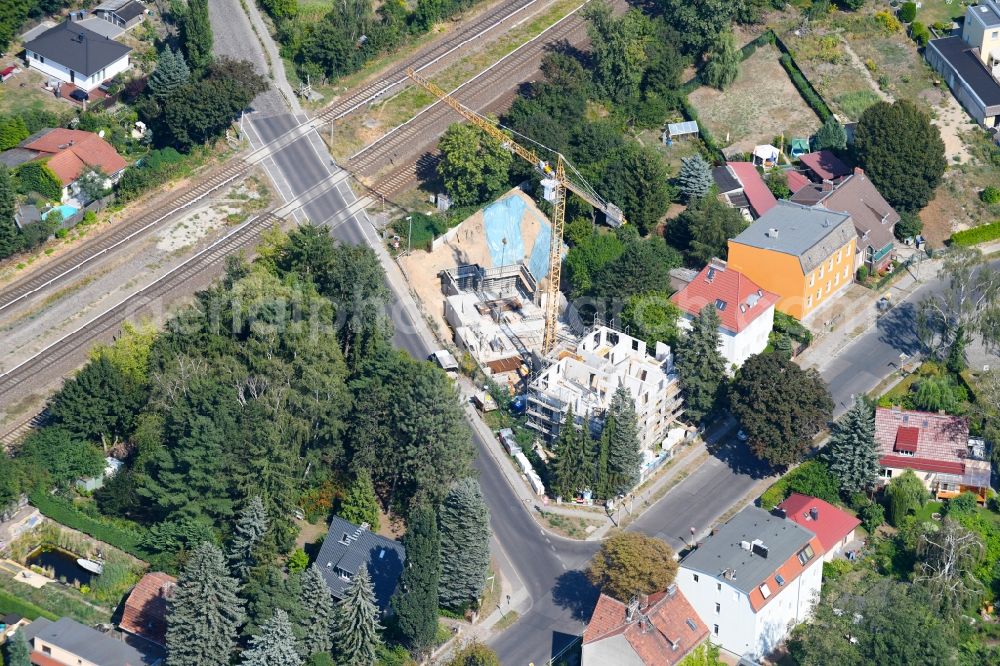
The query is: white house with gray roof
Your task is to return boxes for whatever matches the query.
[316,516,406,611]
[676,506,825,661]
[19,616,161,665]
[23,20,131,91]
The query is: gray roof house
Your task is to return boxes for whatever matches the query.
[23,21,132,91]
[316,516,406,611]
[94,0,147,30]
[20,616,162,665]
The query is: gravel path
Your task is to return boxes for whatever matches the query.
[207,0,287,115]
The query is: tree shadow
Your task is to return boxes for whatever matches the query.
[710,440,773,479]
[551,569,600,623]
[876,301,923,357]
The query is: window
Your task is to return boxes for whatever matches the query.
[829,258,834,271]
[693,573,699,583]
[43,646,52,656]
[717,582,722,592]
[818,265,824,279]
[713,624,719,636]
[715,602,721,614]
[806,295,812,308]
[882,468,892,478]
[797,544,815,565]
[843,267,849,279]
[775,573,786,587]
[817,289,822,301]
[759,583,772,599]
[834,273,839,286]
[826,281,831,293]
[809,274,815,287]
[993,31,998,38]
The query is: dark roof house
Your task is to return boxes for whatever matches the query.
[20,616,161,666]
[713,162,778,218]
[94,0,147,29]
[582,586,709,666]
[799,150,851,182]
[316,516,405,611]
[24,22,131,79]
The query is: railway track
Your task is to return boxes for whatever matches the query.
[316,0,542,123]
[345,3,591,182]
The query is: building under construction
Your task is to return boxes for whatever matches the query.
[442,262,546,388]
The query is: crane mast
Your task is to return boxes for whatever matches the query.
[405,68,623,354]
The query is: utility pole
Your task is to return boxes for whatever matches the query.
[406,215,413,255]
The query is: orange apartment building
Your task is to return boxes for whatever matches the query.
[726,201,857,320]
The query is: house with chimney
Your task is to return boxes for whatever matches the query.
[315,516,405,611]
[726,201,856,320]
[670,259,778,371]
[874,406,992,503]
[712,162,778,220]
[23,21,131,92]
[777,494,860,562]
[582,585,709,666]
[676,506,824,660]
[18,616,161,665]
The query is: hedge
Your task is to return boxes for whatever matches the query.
[949,221,1000,246]
[14,161,63,200]
[28,490,151,561]
[778,53,833,122]
[0,589,59,621]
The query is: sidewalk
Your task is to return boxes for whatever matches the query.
[240,0,304,116]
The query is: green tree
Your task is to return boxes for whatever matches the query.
[620,292,681,349]
[564,230,624,298]
[766,170,791,199]
[19,427,105,487]
[297,564,335,659]
[5,629,29,666]
[149,47,191,101]
[242,564,303,638]
[826,398,880,494]
[551,408,593,499]
[599,143,673,235]
[332,564,383,665]
[585,3,651,103]
[447,643,500,666]
[911,374,966,413]
[885,469,928,526]
[813,116,847,151]
[591,236,680,300]
[677,154,713,201]
[678,643,726,666]
[729,352,833,467]
[853,100,946,211]
[674,306,727,423]
[436,122,513,206]
[604,386,642,496]
[668,195,746,266]
[166,542,246,666]
[0,164,18,259]
[702,28,740,90]
[390,504,440,653]
[14,161,63,200]
[241,609,302,666]
[339,470,381,531]
[228,495,268,582]
[438,478,492,611]
[587,532,678,601]
[657,0,740,55]
[180,0,213,72]
[0,115,28,150]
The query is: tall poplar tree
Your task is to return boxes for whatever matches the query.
[297,564,335,659]
[826,398,880,494]
[166,542,245,666]
[674,305,727,423]
[604,386,642,496]
[551,407,593,500]
[180,0,213,72]
[241,609,302,666]
[438,478,492,610]
[332,564,383,665]
[229,495,268,581]
[390,504,440,653]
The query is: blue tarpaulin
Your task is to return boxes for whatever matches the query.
[482,193,561,281]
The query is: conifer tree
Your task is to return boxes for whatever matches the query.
[0,164,19,259]
[297,564,335,659]
[166,542,245,666]
[5,629,30,666]
[826,398,880,494]
[0,116,28,151]
[674,305,727,423]
[438,478,492,610]
[180,0,213,72]
[229,495,268,581]
[241,609,302,666]
[390,503,440,654]
[332,564,383,665]
[551,407,593,500]
[604,386,642,496]
[149,48,191,101]
[813,115,847,151]
[339,469,380,531]
[677,154,713,202]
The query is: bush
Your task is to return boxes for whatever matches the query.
[773,311,813,343]
[910,21,931,47]
[899,2,917,23]
[28,490,151,561]
[950,220,1000,246]
[860,500,885,532]
[14,161,63,200]
[981,187,1000,204]
[759,461,840,509]
[895,211,923,240]
[875,10,903,33]
[856,266,869,282]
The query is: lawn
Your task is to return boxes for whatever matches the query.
[916,0,970,27]
[687,44,822,154]
[0,68,74,118]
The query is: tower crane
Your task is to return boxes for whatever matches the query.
[405,68,625,354]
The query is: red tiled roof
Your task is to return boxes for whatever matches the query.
[799,150,851,181]
[874,406,969,473]
[747,533,824,612]
[786,170,811,193]
[894,426,919,453]
[670,261,779,334]
[584,589,709,666]
[727,162,777,216]
[119,571,176,645]
[778,493,860,554]
[23,128,127,187]
[30,651,65,666]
